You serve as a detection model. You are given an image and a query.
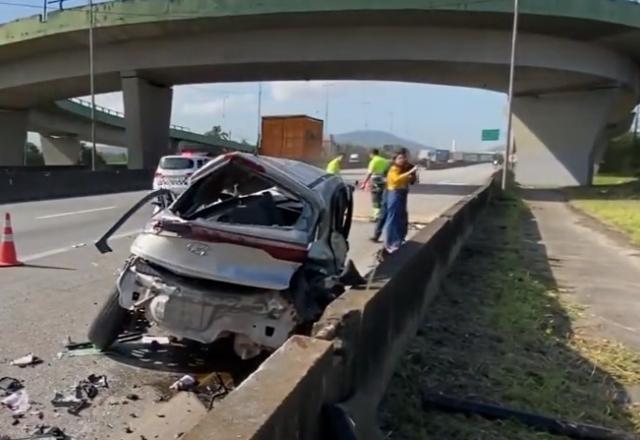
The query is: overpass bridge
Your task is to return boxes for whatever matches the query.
[27,98,254,165]
[1,0,640,183]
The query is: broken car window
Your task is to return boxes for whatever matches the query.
[173,161,305,228]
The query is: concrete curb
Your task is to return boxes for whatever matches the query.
[181,173,499,440]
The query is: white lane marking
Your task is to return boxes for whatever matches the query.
[435,180,469,186]
[36,206,117,220]
[21,230,140,262]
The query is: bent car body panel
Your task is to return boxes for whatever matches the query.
[128,153,336,289]
[131,233,303,290]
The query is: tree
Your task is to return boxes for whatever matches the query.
[25,142,44,166]
[205,125,230,140]
[78,145,107,168]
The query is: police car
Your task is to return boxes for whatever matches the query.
[152,153,211,195]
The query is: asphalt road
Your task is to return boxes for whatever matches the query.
[0,163,494,439]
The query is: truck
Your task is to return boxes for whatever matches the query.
[260,115,324,164]
[434,149,451,163]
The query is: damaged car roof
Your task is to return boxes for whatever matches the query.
[191,153,332,189]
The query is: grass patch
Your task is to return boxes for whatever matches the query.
[379,193,640,439]
[566,175,640,245]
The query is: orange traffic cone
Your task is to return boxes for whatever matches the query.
[0,213,23,267]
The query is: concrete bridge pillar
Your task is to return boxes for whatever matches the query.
[40,134,82,165]
[122,74,173,169]
[0,110,28,166]
[512,89,622,187]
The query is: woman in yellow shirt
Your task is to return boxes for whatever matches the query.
[384,152,417,253]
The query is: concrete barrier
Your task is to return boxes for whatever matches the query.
[0,169,152,203]
[183,174,499,440]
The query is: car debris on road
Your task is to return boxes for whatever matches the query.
[0,425,69,440]
[90,153,363,359]
[9,354,42,368]
[169,375,197,392]
[51,374,108,416]
[1,389,30,417]
[56,339,102,359]
[0,377,23,396]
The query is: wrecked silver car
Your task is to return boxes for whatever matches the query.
[89,153,360,359]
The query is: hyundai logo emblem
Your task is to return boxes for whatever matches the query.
[186,242,209,256]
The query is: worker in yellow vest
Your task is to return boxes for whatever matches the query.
[360,148,389,221]
[326,154,344,175]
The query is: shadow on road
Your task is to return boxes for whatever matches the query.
[16,263,76,271]
[106,337,266,384]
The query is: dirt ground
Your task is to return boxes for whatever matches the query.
[378,193,640,439]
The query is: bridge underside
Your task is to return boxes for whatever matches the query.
[0,24,637,184]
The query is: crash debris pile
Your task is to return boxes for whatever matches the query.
[51,374,109,416]
[2,342,234,439]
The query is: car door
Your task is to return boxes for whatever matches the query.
[329,185,352,271]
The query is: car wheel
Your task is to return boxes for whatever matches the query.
[88,287,130,350]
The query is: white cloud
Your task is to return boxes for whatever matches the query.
[179,93,255,116]
[270,81,342,102]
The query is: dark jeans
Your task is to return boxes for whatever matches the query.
[373,190,387,239]
[384,189,409,250]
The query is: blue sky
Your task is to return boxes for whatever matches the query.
[2,1,507,151]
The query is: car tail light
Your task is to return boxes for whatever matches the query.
[154,172,163,178]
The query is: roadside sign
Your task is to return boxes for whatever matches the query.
[481,129,500,142]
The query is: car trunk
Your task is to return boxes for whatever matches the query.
[132,154,321,290]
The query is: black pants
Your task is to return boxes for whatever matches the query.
[373,190,387,239]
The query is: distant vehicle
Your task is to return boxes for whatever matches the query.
[90,153,362,360]
[348,153,360,164]
[152,153,210,195]
[434,149,450,163]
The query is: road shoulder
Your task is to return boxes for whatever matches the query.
[379,191,640,439]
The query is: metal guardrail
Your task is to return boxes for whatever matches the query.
[61,98,256,152]
[69,97,191,132]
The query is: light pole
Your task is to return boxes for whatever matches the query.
[221,95,228,126]
[363,101,371,129]
[634,104,639,147]
[256,82,263,151]
[501,0,519,191]
[323,83,333,140]
[88,0,97,171]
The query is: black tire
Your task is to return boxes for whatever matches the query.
[88,287,129,350]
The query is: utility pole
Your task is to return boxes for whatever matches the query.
[501,0,519,191]
[363,101,371,130]
[221,95,228,126]
[634,105,639,147]
[324,84,331,140]
[88,0,97,171]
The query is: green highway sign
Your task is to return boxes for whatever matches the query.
[481,129,500,141]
